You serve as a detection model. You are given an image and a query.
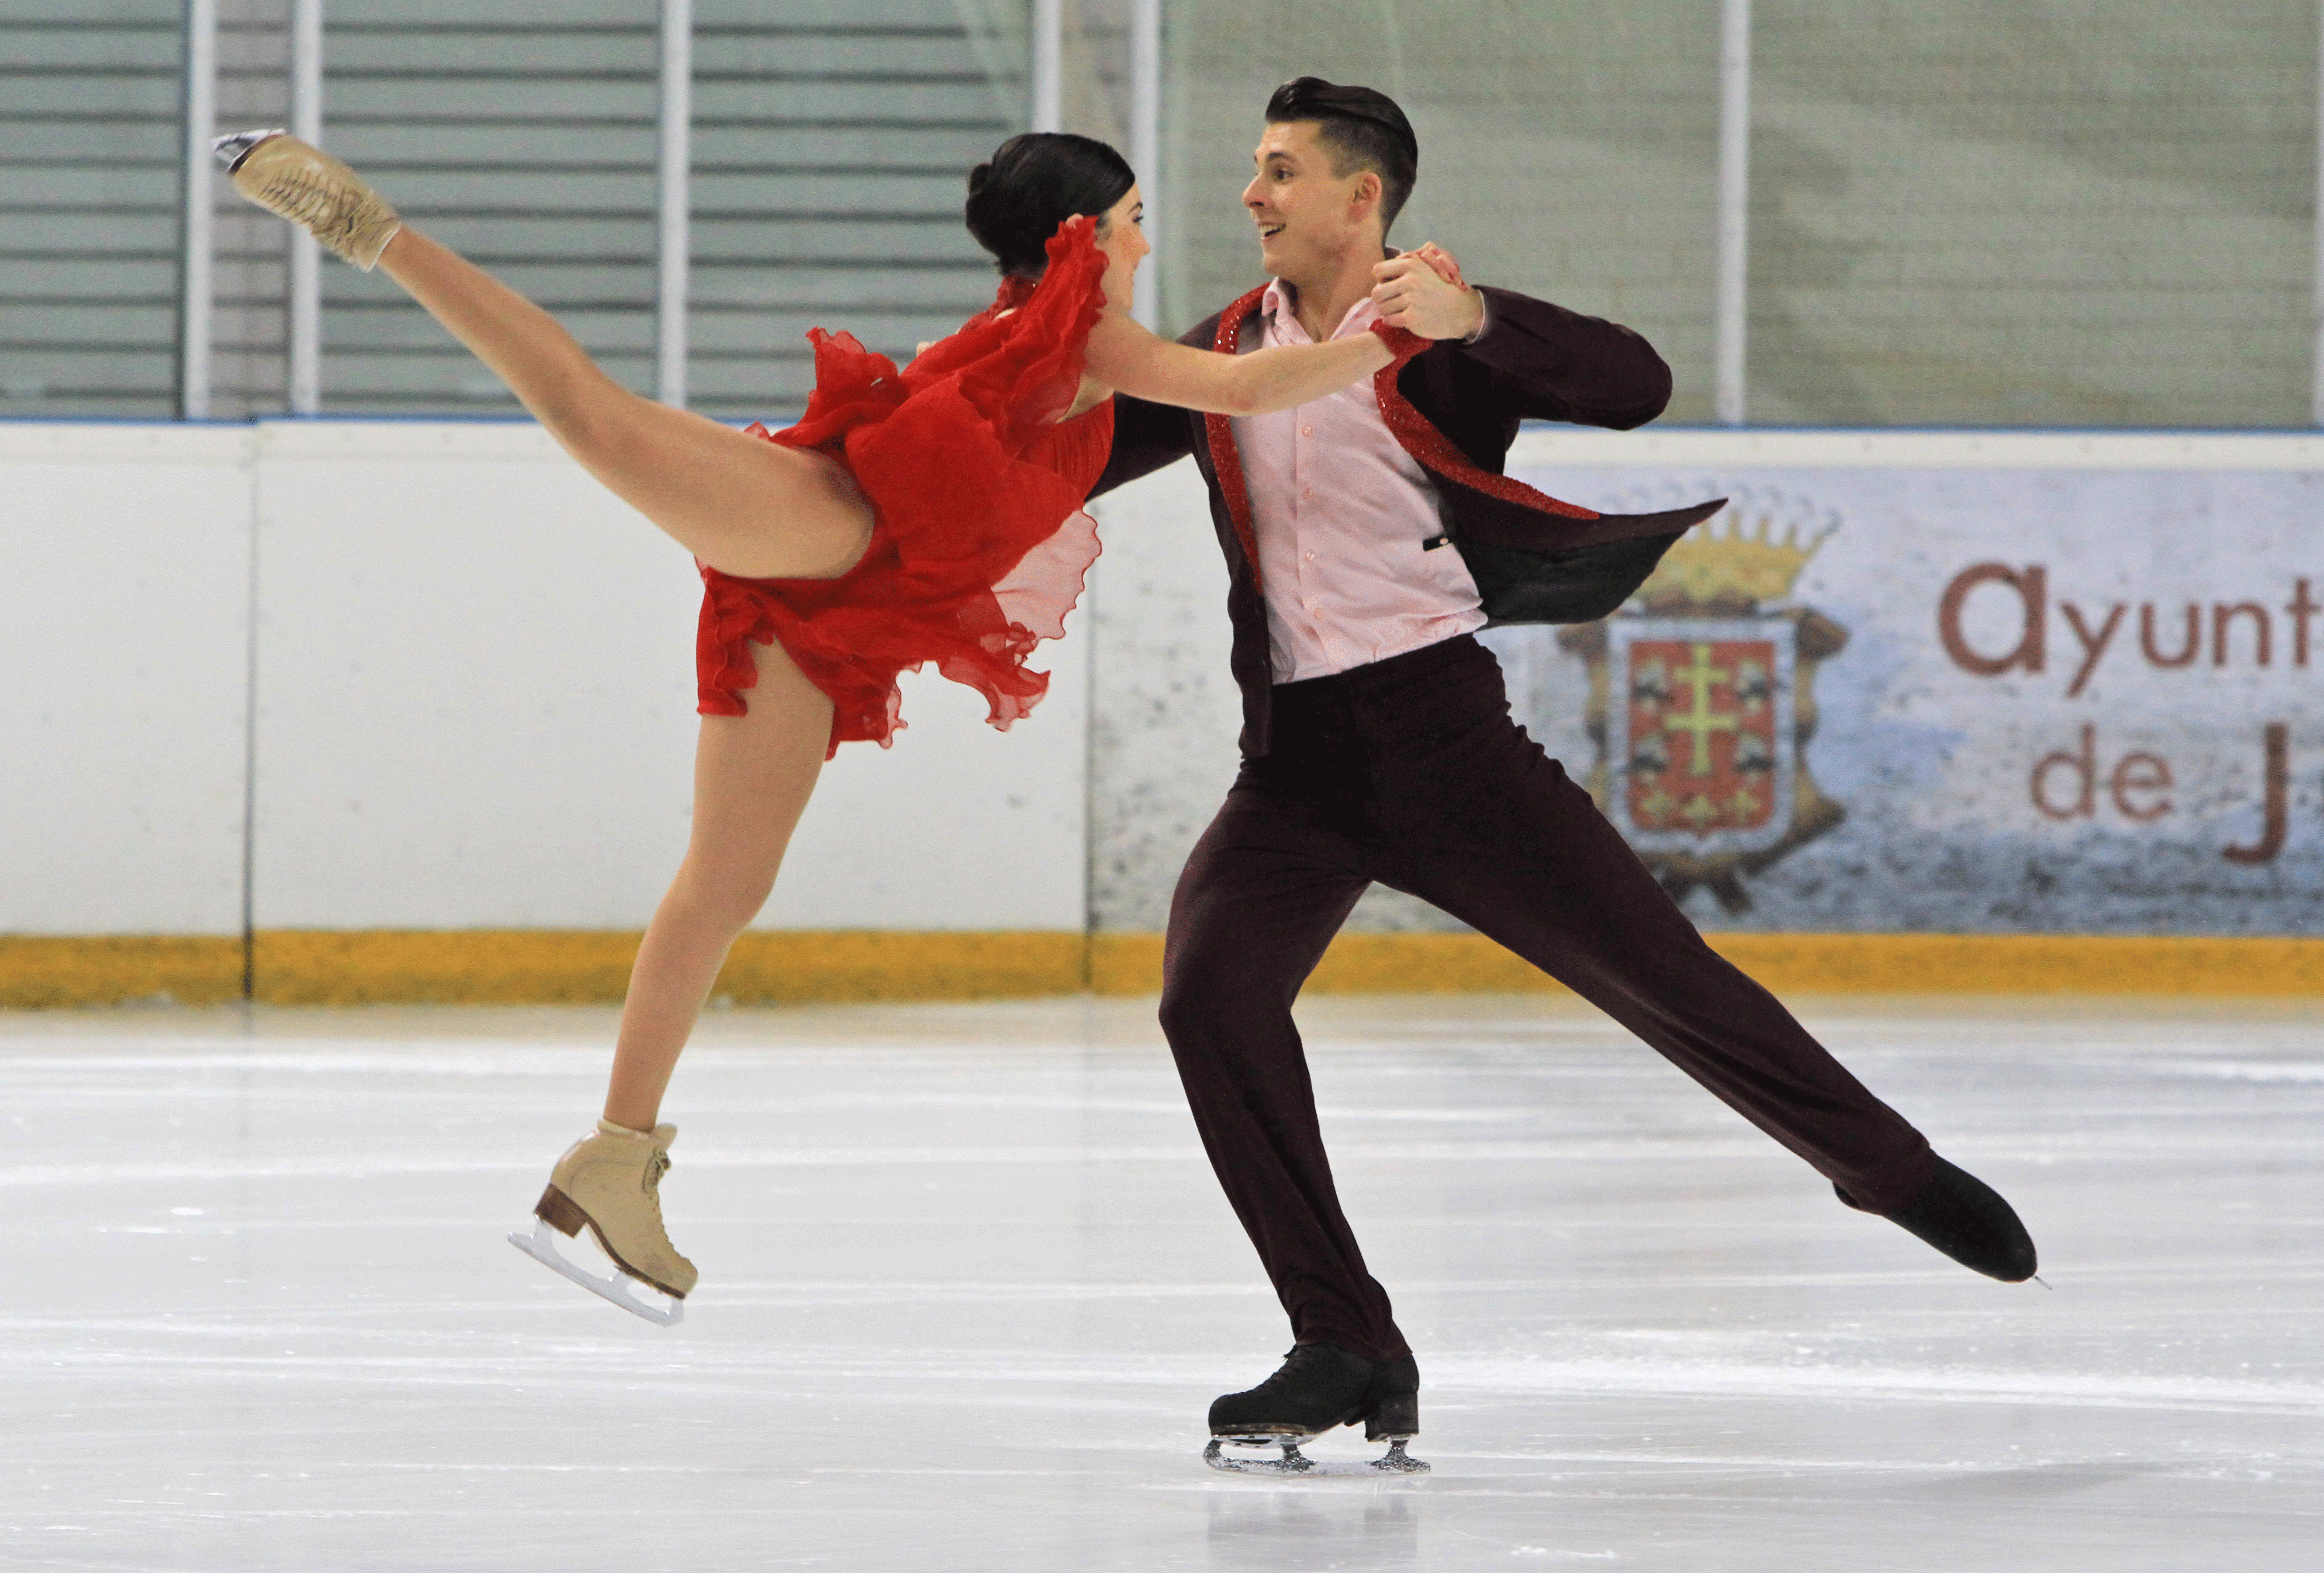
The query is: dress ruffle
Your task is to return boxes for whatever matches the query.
[697,218,1113,755]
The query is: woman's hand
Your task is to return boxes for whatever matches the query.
[1371,243,1483,341]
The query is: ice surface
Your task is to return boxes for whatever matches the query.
[1,994,2318,1571]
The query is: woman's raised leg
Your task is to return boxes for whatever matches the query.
[373,227,873,581]
[604,636,835,1129]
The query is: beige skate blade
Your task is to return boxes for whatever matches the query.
[508,1217,684,1327]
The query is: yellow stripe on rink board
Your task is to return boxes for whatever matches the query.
[0,935,246,1009]
[245,930,1088,1007]
[1079,932,2324,999]
[1,930,2319,1009]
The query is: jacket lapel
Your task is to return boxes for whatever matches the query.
[1368,330,1600,520]
[1198,284,1272,591]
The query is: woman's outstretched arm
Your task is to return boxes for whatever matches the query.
[1080,307,1392,417]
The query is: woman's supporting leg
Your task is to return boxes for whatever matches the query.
[373,227,873,581]
[603,638,834,1129]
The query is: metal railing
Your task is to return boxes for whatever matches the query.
[16,2,2318,424]
[153,0,1154,421]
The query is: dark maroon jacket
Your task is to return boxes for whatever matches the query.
[1087,282,1720,756]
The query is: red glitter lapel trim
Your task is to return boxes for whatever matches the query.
[1202,284,1272,591]
[1370,325,1599,520]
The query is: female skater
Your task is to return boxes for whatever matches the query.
[216,126,1409,1320]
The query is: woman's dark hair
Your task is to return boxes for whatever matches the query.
[1264,76,1418,232]
[965,132,1135,279]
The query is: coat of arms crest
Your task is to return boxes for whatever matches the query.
[1559,491,1847,913]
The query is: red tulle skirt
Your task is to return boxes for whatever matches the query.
[696,219,1113,755]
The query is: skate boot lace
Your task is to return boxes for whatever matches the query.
[641,1147,671,1220]
[1253,1344,1338,1395]
[257,165,352,234]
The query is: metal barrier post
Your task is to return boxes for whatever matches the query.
[1032,0,1062,133]
[288,0,323,415]
[2312,0,2324,424]
[180,0,219,419]
[1714,0,1750,427]
[657,0,692,407]
[1130,0,1160,329]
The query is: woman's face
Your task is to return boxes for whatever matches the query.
[1093,183,1148,312]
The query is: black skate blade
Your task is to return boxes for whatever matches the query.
[1203,1438,1430,1477]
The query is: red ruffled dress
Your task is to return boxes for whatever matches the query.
[695,218,1113,755]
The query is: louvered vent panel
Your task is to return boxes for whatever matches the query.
[687,0,1020,419]
[0,2,185,418]
[318,0,661,413]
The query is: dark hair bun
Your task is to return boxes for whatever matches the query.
[964,132,1135,279]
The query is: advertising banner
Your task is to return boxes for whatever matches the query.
[1497,445,2323,935]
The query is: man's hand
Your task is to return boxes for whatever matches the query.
[1370,243,1484,341]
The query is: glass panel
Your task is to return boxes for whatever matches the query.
[1753,1,2314,427]
[1158,0,2313,429]
[1157,1,1720,412]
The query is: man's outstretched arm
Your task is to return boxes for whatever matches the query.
[1371,249,1671,431]
[1466,287,1673,431]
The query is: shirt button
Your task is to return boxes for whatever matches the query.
[1304,550,1316,561]
[1301,486,1314,500]
[1300,425,1314,436]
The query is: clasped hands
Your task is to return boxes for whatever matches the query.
[1371,242,1483,341]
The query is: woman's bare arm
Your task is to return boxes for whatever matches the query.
[1080,307,1393,416]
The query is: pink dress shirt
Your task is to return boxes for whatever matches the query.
[1229,279,1487,684]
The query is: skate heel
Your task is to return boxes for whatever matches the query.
[1358,1353,1421,1441]
[534,1184,589,1238]
[1363,1389,1419,1443]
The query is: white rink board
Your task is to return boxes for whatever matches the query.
[0,426,252,934]
[1,421,1088,936]
[249,423,706,928]
[8,421,2322,939]
[250,422,1089,932]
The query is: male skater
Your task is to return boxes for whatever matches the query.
[1089,78,2036,1472]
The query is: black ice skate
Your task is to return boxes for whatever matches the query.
[1203,1341,1429,1475]
[1839,1153,2039,1282]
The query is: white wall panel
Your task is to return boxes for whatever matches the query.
[755,616,1090,932]
[250,421,1087,932]
[252,422,706,929]
[0,426,252,934]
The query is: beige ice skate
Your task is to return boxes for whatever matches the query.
[212,129,401,271]
[509,1119,697,1326]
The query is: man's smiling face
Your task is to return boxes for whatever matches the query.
[1240,119,1380,285]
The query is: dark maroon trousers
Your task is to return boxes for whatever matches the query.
[1157,635,1936,1363]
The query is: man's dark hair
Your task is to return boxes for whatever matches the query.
[1263,76,1418,232]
